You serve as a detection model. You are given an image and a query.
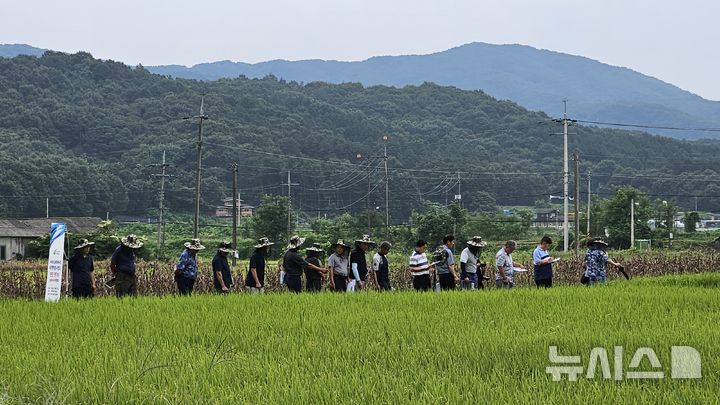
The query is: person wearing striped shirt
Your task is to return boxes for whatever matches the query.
[409,239,432,291]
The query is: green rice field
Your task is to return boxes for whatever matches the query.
[0,273,718,403]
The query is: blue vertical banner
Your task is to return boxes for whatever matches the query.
[44,223,66,302]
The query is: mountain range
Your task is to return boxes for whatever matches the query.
[3,42,718,140]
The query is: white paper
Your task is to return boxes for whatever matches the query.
[347,279,357,292]
[512,267,528,273]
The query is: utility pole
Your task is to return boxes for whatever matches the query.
[46,197,49,218]
[573,151,580,255]
[231,162,238,266]
[630,198,635,249]
[150,151,172,260]
[552,100,576,252]
[183,96,209,238]
[586,169,591,236]
[383,135,390,240]
[281,171,299,238]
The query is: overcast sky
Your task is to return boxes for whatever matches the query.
[3,0,719,100]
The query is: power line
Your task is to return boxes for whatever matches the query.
[575,119,720,133]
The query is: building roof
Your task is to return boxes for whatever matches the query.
[0,217,103,238]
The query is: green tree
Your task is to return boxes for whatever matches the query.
[684,211,700,233]
[412,204,455,246]
[252,195,293,248]
[595,186,652,248]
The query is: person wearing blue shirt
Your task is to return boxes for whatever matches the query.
[533,236,555,288]
[110,234,143,298]
[583,238,623,286]
[175,238,205,295]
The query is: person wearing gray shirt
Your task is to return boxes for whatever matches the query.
[495,240,525,289]
[327,239,351,292]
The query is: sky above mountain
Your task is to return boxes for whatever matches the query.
[2,0,718,100]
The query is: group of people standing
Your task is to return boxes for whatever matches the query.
[66,231,625,298]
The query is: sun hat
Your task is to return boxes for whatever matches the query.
[305,243,324,253]
[74,238,95,250]
[184,238,206,251]
[467,236,488,247]
[355,235,376,246]
[121,234,143,249]
[286,235,306,250]
[586,237,609,247]
[254,237,275,249]
[330,239,351,250]
[217,241,234,253]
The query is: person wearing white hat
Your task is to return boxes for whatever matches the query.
[328,239,351,292]
[246,237,274,293]
[304,243,327,292]
[110,234,143,298]
[349,235,376,291]
[175,238,206,295]
[213,241,235,293]
[460,236,488,290]
[69,239,96,298]
[282,235,325,293]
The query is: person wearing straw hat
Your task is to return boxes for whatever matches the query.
[371,241,393,291]
[328,239,351,292]
[110,234,143,298]
[349,235,376,291]
[213,241,235,293]
[583,237,623,286]
[246,237,274,294]
[283,235,325,293]
[69,238,96,298]
[460,236,488,290]
[175,238,205,295]
[533,236,556,288]
[304,243,327,292]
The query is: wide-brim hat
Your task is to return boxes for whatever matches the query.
[331,239,351,250]
[121,234,143,249]
[254,237,275,249]
[286,235,305,250]
[74,238,95,250]
[467,236,488,247]
[355,235,377,246]
[184,238,206,251]
[305,243,324,253]
[217,241,234,253]
[587,237,609,247]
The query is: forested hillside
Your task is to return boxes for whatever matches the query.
[1,51,719,221]
[148,43,720,140]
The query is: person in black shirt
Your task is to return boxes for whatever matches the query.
[371,241,392,291]
[350,235,376,291]
[110,234,143,298]
[69,239,95,298]
[213,241,234,293]
[246,237,274,293]
[304,243,327,292]
[282,235,325,293]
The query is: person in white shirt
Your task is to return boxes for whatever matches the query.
[495,240,525,289]
[409,239,432,291]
